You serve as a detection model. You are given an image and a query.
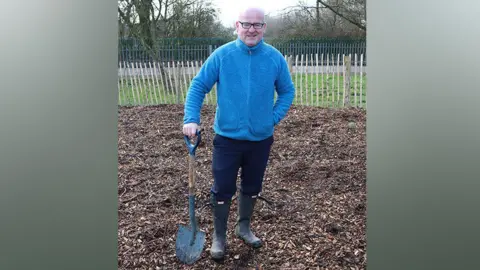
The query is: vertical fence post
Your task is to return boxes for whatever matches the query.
[343,55,351,107]
[295,55,299,104]
[174,61,180,104]
[286,55,293,105]
[287,55,293,77]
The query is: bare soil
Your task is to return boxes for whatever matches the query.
[118,104,366,270]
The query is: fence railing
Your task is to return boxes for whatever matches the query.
[118,53,367,108]
[118,38,367,65]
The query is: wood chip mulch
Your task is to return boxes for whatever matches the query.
[118,104,366,270]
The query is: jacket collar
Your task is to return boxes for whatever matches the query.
[235,38,265,54]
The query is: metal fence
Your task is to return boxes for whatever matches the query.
[118,37,367,66]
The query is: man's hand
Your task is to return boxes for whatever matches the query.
[183,123,199,137]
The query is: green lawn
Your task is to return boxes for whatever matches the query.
[118,73,367,108]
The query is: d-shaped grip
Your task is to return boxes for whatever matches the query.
[184,130,201,155]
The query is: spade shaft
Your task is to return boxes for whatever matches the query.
[188,153,196,243]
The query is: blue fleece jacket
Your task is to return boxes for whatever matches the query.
[183,38,295,141]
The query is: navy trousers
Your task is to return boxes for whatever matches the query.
[211,134,274,201]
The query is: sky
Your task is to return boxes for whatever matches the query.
[212,0,310,27]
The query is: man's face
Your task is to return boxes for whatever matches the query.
[235,10,266,47]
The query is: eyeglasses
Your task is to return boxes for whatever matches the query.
[238,21,265,29]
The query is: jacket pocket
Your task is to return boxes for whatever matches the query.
[215,102,239,132]
[249,105,274,137]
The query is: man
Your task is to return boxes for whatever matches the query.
[182,6,295,260]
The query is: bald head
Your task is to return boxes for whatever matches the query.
[237,6,265,21]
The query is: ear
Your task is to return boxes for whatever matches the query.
[233,21,239,35]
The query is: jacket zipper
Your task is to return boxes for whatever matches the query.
[247,49,252,129]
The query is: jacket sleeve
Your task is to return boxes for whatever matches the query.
[273,57,295,125]
[183,53,220,125]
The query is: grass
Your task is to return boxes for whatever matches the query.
[292,73,366,108]
[118,73,367,108]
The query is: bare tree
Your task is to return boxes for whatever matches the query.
[118,0,234,92]
[118,0,231,59]
[170,0,230,38]
[274,0,366,38]
[317,0,366,31]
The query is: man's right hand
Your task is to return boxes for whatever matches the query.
[183,123,199,137]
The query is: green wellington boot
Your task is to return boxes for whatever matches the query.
[235,193,263,248]
[210,193,231,260]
